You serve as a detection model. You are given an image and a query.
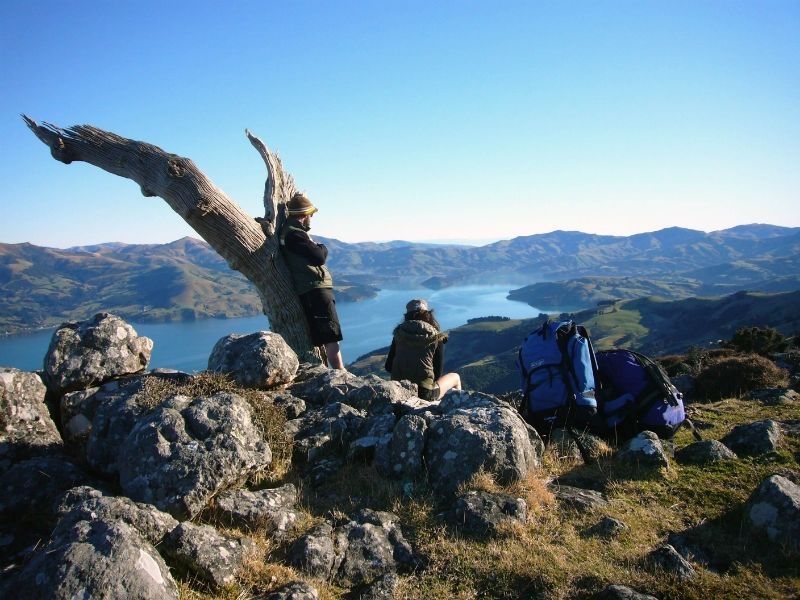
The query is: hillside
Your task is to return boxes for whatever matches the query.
[0,238,377,334]
[3,223,799,334]
[350,290,800,394]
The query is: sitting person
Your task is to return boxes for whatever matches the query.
[385,299,461,401]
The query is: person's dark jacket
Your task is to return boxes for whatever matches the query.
[279,217,333,294]
[385,319,447,394]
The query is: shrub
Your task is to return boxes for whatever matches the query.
[724,326,789,355]
[694,353,789,401]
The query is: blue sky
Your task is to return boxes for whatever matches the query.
[1,1,798,247]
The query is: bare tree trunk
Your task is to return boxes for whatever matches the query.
[22,115,320,363]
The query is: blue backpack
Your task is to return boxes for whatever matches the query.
[517,320,598,432]
[594,349,693,440]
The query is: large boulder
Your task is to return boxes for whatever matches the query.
[376,413,427,479]
[214,484,299,537]
[721,420,782,457]
[0,455,96,523]
[43,312,153,395]
[118,392,272,520]
[289,510,416,586]
[288,368,415,414]
[55,486,178,546]
[208,331,299,389]
[444,490,527,536]
[164,522,253,588]
[9,515,179,599]
[424,392,543,496]
[0,368,61,471]
[745,474,800,553]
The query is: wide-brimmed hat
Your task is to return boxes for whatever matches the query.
[287,192,318,217]
[405,298,429,313]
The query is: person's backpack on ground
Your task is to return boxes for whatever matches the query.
[594,348,695,441]
[516,319,598,438]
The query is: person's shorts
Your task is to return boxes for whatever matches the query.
[418,384,440,402]
[299,287,343,346]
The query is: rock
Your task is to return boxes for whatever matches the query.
[289,402,367,459]
[377,413,427,479]
[43,312,153,395]
[646,544,696,580]
[720,419,782,457]
[55,486,178,546]
[594,584,658,600]
[288,522,337,579]
[666,532,714,570]
[289,369,415,414]
[436,390,509,413]
[0,368,61,471]
[0,455,95,522]
[306,456,346,486]
[745,474,800,552]
[208,331,298,389]
[118,392,272,520]
[214,484,299,536]
[615,431,670,469]
[347,573,398,599]
[549,484,608,511]
[164,522,252,588]
[675,439,737,465]
[425,397,544,496]
[583,516,629,539]
[11,515,178,599]
[271,392,307,419]
[290,511,415,586]
[335,509,416,587]
[747,388,800,405]
[257,581,320,600]
[60,386,100,457]
[444,490,527,536]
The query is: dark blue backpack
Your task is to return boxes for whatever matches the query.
[517,320,598,434]
[594,349,691,440]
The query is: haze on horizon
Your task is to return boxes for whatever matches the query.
[1,1,798,248]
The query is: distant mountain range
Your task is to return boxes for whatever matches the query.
[1,224,798,334]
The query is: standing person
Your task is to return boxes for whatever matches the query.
[385,299,461,401]
[279,192,345,369]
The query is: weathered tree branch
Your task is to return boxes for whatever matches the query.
[23,115,320,363]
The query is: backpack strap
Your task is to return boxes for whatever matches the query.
[517,344,531,420]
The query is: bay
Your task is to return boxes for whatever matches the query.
[0,285,542,373]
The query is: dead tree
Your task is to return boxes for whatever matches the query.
[23,116,321,363]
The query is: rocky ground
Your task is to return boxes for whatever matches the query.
[1,312,798,599]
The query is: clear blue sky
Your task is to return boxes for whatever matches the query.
[1,1,798,248]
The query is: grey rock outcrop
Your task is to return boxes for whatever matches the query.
[594,585,658,600]
[0,455,95,522]
[118,392,272,520]
[721,420,782,456]
[745,474,800,552]
[444,490,527,536]
[0,368,61,470]
[549,484,608,511]
[289,510,415,586]
[747,387,799,405]
[258,581,320,600]
[615,431,670,469]
[289,368,415,414]
[214,484,299,536]
[43,312,153,395]
[376,413,427,479]
[55,486,178,546]
[584,516,629,539]
[425,392,543,496]
[11,515,178,599]
[208,331,298,389]
[165,522,252,588]
[675,439,737,465]
[646,544,696,580]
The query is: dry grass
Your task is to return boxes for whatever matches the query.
[169,388,800,600]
